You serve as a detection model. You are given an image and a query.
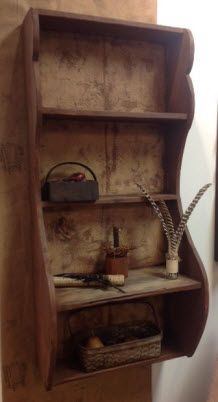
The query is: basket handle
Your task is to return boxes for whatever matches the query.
[120,300,161,332]
[140,301,161,332]
[44,162,97,183]
[67,300,161,336]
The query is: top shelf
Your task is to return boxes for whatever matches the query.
[37,8,185,43]
[41,108,188,124]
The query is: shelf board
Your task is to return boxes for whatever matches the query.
[38,9,184,44]
[42,193,178,210]
[41,107,187,123]
[55,266,201,313]
[53,344,183,386]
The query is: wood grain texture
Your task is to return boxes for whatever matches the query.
[40,116,166,278]
[43,205,165,275]
[23,9,58,390]
[34,7,168,392]
[40,121,165,195]
[36,9,183,43]
[54,365,152,400]
[54,345,182,385]
[55,266,201,312]
[2,2,209,401]
[39,31,166,112]
[42,193,178,210]
[41,107,188,122]
[164,30,209,356]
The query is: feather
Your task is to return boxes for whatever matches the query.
[159,201,177,252]
[175,183,211,252]
[136,183,173,252]
[136,182,211,259]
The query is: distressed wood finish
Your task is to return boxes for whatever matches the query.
[39,31,166,112]
[37,9,184,41]
[23,9,57,390]
[41,107,188,122]
[164,29,209,356]
[54,344,182,385]
[43,205,165,275]
[42,193,178,209]
[23,7,208,391]
[56,266,201,312]
[40,121,165,199]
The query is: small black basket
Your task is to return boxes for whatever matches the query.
[41,162,99,202]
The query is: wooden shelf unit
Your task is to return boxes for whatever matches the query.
[23,8,208,390]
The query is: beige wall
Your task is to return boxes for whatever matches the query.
[0,1,156,401]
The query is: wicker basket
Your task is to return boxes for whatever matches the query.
[75,302,162,372]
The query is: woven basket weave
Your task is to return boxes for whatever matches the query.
[77,302,162,372]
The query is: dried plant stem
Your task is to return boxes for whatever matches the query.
[105,245,129,258]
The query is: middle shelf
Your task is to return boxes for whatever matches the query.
[42,193,178,210]
[41,107,188,124]
[55,266,201,312]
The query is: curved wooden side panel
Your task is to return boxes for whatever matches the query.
[165,29,208,355]
[23,9,57,389]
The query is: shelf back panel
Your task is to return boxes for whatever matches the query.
[40,121,165,195]
[43,205,165,275]
[40,31,166,113]
[40,119,166,274]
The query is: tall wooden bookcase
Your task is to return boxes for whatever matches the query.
[23,8,208,390]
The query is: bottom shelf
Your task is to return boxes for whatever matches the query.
[53,344,183,386]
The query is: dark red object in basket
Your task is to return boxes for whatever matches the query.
[64,172,86,182]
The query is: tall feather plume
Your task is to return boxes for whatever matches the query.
[136,182,211,258]
[159,201,177,253]
[175,183,211,252]
[136,183,172,252]
[159,201,175,238]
